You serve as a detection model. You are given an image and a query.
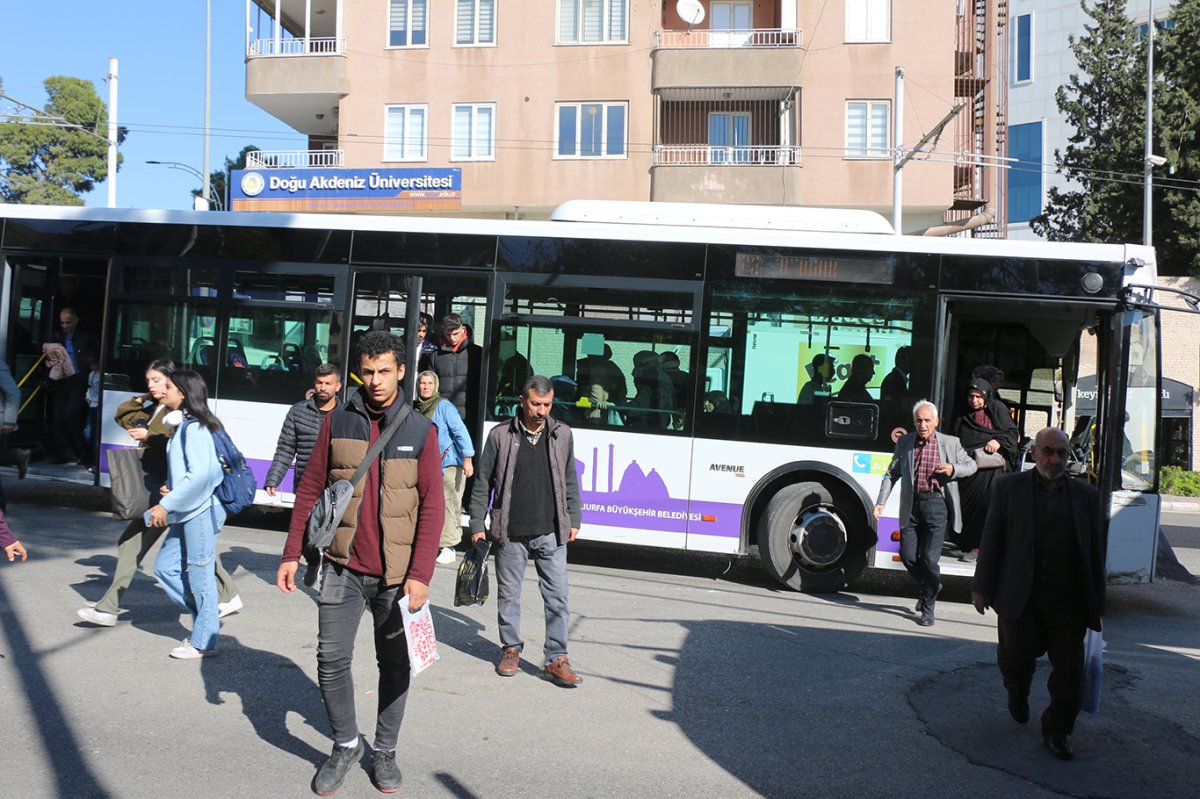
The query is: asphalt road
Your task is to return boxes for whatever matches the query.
[1,481,1198,799]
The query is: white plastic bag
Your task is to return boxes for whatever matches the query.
[1081,628,1105,715]
[398,594,440,676]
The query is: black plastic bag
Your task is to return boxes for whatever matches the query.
[454,540,491,607]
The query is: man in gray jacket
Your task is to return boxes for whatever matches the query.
[264,364,342,497]
[874,399,976,626]
[469,375,584,687]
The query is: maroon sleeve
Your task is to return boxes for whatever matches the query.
[282,412,333,563]
[406,425,445,586]
[0,508,16,549]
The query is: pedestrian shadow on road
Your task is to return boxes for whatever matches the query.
[222,545,286,587]
[428,604,528,670]
[199,634,329,766]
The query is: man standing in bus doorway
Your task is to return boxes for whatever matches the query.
[48,307,97,464]
[971,427,1105,762]
[276,331,444,795]
[431,313,482,429]
[468,375,585,688]
[264,364,343,499]
[874,400,975,627]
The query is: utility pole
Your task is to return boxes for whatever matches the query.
[1143,0,1155,247]
[202,0,213,211]
[106,57,118,208]
[892,67,904,235]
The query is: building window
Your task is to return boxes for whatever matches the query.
[452,103,496,160]
[1013,13,1032,83]
[558,0,628,45]
[456,0,495,46]
[845,101,889,158]
[389,0,428,48]
[556,102,627,158]
[1007,121,1042,224]
[384,105,427,161]
[846,0,891,43]
[708,112,751,163]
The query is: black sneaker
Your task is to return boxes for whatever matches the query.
[313,737,363,796]
[16,449,30,480]
[370,749,403,793]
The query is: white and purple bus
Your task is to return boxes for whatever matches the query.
[0,201,1171,591]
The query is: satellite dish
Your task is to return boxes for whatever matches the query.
[676,0,706,26]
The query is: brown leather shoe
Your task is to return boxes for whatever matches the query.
[543,655,583,687]
[496,646,520,677]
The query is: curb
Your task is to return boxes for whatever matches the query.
[1161,498,1200,513]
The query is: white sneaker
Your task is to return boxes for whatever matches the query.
[170,638,217,659]
[436,547,457,565]
[217,595,243,618]
[76,607,118,627]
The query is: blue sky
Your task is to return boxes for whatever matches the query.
[4,2,304,210]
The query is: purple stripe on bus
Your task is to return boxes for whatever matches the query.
[99,444,295,493]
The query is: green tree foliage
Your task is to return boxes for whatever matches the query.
[1156,1,1200,275]
[1032,0,1200,276]
[0,76,125,205]
[191,145,260,211]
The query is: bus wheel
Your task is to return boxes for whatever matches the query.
[757,482,868,593]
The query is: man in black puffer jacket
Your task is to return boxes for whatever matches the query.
[431,312,482,431]
[265,364,342,496]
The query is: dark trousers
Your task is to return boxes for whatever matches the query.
[50,373,88,462]
[899,494,948,608]
[316,563,411,751]
[997,607,1087,738]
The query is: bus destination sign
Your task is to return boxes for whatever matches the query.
[735,253,895,284]
[231,167,462,213]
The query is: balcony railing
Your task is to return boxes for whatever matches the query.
[247,37,345,58]
[653,145,802,166]
[246,149,345,169]
[653,28,803,49]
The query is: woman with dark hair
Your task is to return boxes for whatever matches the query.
[77,361,240,627]
[952,378,1019,561]
[149,369,231,659]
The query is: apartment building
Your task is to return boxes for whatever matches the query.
[240,1,998,232]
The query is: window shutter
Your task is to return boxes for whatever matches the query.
[582,0,603,42]
[846,102,866,156]
[385,107,406,159]
[869,103,889,155]
[559,0,577,42]
[456,0,474,44]
[409,107,426,159]
[411,0,427,46]
[480,0,495,43]
[476,106,494,157]
[453,106,472,157]
[608,0,626,40]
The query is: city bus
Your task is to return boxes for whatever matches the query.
[0,201,1169,591]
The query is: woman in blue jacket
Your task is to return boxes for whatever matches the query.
[415,370,474,564]
[149,370,227,659]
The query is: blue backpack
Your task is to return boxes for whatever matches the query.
[180,420,258,515]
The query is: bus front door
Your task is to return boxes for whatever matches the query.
[1101,307,1161,583]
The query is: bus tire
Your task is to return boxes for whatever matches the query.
[757,481,869,593]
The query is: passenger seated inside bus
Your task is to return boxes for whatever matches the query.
[797,354,835,405]
[626,350,674,429]
[549,375,584,425]
[576,344,627,422]
[837,354,876,402]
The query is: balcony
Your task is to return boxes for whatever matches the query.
[245,0,347,135]
[246,149,344,169]
[653,146,801,166]
[652,28,805,93]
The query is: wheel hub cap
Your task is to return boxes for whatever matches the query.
[790,506,848,569]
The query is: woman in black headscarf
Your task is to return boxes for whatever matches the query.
[952,378,1019,561]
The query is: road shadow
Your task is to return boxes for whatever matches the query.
[0,575,113,797]
[199,633,329,766]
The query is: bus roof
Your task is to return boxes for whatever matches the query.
[550,200,897,234]
[0,203,1155,272]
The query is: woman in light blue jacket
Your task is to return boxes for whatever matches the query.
[415,370,474,564]
[149,370,226,659]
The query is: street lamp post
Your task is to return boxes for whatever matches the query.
[146,160,222,210]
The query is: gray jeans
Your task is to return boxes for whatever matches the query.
[316,563,410,752]
[495,532,570,664]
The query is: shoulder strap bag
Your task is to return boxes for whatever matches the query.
[304,403,411,571]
